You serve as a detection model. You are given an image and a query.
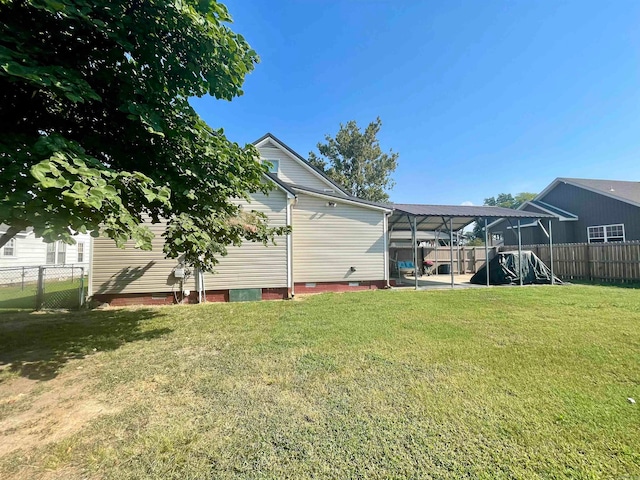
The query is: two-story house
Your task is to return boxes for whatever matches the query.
[90,133,392,305]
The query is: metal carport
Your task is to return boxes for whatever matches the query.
[389,204,556,290]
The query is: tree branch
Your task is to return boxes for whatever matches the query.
[0,225,23,249]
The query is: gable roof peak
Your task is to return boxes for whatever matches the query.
[252,132,350,196]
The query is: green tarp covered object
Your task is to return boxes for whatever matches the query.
[470,250,562,285]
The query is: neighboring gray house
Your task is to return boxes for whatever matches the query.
[490,178,640,246]
[90,133,392,305]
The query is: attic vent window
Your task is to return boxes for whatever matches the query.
[323,188,334,193]
[263,159,279,175]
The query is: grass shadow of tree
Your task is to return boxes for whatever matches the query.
[0,308,172,382]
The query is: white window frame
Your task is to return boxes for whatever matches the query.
[587,223,625,243]
[46,241,68,264]
[2,238,16,257]
[77,242,85,263]
[262,158,280,175]
[46,242,56,264]
[57,241,66,264]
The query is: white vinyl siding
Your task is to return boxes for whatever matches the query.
[202,190,289,290]
[292,193,385,282]
[0,231,91,269]
[258,145,339,192]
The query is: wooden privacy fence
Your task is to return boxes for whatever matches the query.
[501,241,640,282]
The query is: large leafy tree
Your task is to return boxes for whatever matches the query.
[470,192,537,242]
[308,117,398,202]
[0,0,285,271]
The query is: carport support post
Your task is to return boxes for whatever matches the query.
[449,217,454,288]
[517,219,523,286]
[413,215,418,290]
[548,219,555,285]
[484,218,489,287]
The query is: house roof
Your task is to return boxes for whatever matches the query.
[290,184,393,212]
[253,133,350,196]
[525,200,578,221]
[538,177,640,208]
[0,224,34,237]
[391,204,553,232]
[264,173,297,197]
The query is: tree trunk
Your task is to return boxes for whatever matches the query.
[0,225,23,249]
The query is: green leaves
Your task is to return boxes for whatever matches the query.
[0,0,278,271]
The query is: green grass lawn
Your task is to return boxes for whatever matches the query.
[1,285,639,479]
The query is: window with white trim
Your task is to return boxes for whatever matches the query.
[587,224,625,243]
[57,241,66,264]
[2,238,16,257]
[46,241,68,264]
[46,242,56,264]
[263,159,279,175]
[77,242,85,262]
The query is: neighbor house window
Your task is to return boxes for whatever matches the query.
[263,159,279,175]
[2,238,16,257]
[46,242,56,264]
[57,241,66,264]
[77,242,85,262]
[587,224,625,243]
[46,241,67,264]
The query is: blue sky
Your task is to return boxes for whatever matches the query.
[191,1,640,206]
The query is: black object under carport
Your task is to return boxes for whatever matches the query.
[470,250,562,285]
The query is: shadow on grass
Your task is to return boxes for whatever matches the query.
[0,309,172,381]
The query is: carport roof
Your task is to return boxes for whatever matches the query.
[390,204,554,231]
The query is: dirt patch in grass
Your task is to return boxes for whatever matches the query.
[0,360,117,458]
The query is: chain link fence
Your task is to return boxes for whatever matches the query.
[0,265,86,310]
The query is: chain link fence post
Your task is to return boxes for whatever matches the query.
[36,266,45,310]
[79,267,85,307]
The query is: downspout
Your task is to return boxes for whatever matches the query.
[287,196,297,298]
[196,268,201,303]
[384,211,390,287]
[198,269,206,303]
[88,235,94,299]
